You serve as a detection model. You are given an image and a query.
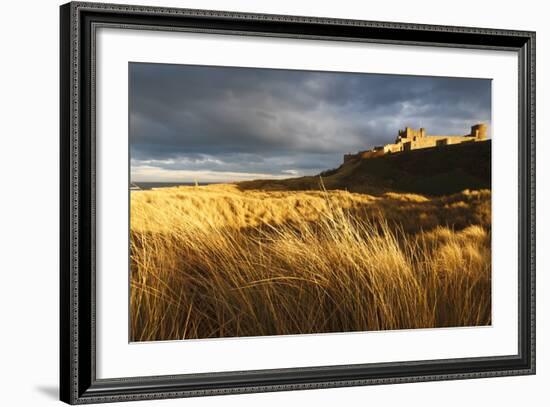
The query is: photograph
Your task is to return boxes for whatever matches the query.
[56,2,536,404]
[129,63,492,342]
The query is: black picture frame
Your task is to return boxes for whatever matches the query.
[60,1,536,404]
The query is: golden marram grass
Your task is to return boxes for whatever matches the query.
[130,184,491,341]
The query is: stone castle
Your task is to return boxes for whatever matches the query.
[343,123,488,163]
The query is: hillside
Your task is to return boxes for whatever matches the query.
[238,140,491,196]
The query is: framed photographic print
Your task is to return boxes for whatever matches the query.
[60,1,536,404]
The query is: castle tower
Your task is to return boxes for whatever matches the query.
[419,128,426,138]
[471,123,488,140]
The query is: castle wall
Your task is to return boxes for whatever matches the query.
[440,135,476,145]
[383,143,402,153]
[361,149,385,159]
[398,127,426,140]
[404,135,477,150]
[343,123,488,164]
[409,135,446,149]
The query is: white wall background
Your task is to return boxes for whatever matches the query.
[0,0,547,405]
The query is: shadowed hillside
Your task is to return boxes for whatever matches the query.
[238,140,491,196]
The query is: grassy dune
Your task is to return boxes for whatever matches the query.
[130,184,491,341]
[239,140,491,196]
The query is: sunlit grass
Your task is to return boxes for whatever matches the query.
[130,184,491,341]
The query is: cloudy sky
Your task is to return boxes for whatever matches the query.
[130,63,491,183]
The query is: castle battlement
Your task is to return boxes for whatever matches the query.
[344,123,488,163]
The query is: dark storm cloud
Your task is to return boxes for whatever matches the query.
[130,63,491,181]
